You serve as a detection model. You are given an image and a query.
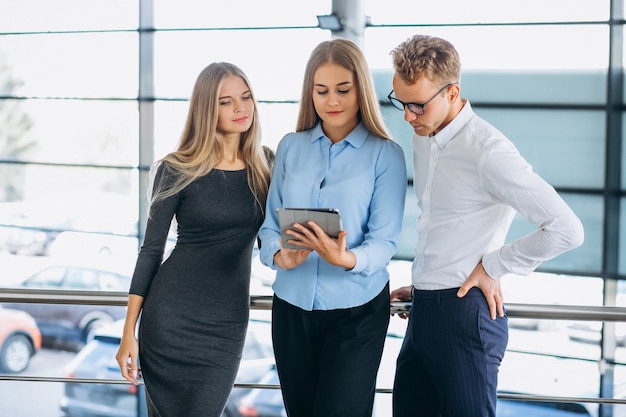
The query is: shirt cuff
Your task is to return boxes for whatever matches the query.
[261,238,283,270]
[350,247,368,275]
[481,251,506,280]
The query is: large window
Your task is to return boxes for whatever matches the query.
[0,1,624,416]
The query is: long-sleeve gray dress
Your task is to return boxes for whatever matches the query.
[129,166,264,417]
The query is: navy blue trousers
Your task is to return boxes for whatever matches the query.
[393,287,508,417]
[272,284,390,417]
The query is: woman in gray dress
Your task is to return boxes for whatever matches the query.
[115,62,273,417]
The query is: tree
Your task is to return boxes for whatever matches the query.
[0,56,35,201]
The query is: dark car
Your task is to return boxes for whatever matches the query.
[0,305,42,373]
[233,369,591,417]
[2,265,130,348]
[235,366,285,417]
[59,317,275,417]
[0,202,71,256]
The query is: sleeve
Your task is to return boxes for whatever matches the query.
[480,141,584,278]
[350,140,407,276]
[258,137,287,269]
[128,164,180,297]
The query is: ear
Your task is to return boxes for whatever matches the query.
[448,84,461,102]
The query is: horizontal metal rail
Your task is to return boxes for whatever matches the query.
[3,376,626,406]
[3,288,626,408]
[3,288,626,321]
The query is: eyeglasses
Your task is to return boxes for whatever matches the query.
[387,82,458,115]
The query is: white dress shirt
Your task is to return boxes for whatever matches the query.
[412,99,584,290]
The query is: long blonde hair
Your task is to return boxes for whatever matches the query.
[150,62,271,212]
[296,39,391,140]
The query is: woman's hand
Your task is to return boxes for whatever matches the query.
[115,333,141,385]
[274,245,312,269]
[285,221,356,269]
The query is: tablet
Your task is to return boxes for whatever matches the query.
[277,208,342,250]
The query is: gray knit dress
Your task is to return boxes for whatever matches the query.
[129,166,264,417]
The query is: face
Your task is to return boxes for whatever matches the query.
[312,62,360,142]
[391,74,456,137]
[217,75,254,138]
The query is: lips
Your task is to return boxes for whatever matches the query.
[233,116,249,123]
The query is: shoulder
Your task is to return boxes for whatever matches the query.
[276,130,312,153]
[366,132,406,158]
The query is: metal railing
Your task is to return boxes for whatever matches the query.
[3,288,626,409]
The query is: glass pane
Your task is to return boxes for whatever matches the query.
[257,102,300,151]
[397,186,418,261]
[374,68,607,107]
[0,99,139,166]
[153,29,328,100]
[365,24,609,72]
[499,351,600,412]
[0,165,139,230]
[365,0,609,24]
[621,114,626,188]
[475,109,605,189]
[507,194,603,273]
[464,70,607,105]
[618,198,626,275]
[0,0,138,32]
[154,0,331,28]
[0,380,68,417]
[0,32,138,98]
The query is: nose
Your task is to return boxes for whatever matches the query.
[404,107,417,122]
[234,99,246,112]
[328,91,340,106]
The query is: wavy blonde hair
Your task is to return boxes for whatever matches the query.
[150,62,272,213]
[390,34,461,86]
[296,39,391,140]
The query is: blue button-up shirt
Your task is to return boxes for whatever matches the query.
[259,122,407,311]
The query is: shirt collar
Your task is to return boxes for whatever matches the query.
[430,98,474,149]
[310,121,369,148]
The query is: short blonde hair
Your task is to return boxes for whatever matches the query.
[390,34,461,86]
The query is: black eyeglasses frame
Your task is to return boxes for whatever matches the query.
[387,82,458,115]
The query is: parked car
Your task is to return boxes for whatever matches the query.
[59,317,275,417]
[235,366,285,417]
[234,367,591,417]
[0,305,42,373]
[0,225,62,256]
[0,201,71,256]
[2,265,130,348]
[566,320,626,346]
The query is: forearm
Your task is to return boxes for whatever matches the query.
[122,294,144,337]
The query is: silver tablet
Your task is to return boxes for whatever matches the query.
[277,208,342,250]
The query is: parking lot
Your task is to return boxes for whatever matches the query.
[2,251,626,416]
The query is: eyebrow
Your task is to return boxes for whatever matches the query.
[218,89,251,100]
[314,81,353,88]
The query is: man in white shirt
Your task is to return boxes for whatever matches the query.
[387,34,584,417]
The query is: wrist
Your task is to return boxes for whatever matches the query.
[273,250,282,268]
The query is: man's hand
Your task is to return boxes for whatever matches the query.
[390,285,413,319]
[457,261,504,320]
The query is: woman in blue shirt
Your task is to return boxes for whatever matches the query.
[259,38,407,417]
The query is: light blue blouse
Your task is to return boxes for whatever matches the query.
[259,122,407,311]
